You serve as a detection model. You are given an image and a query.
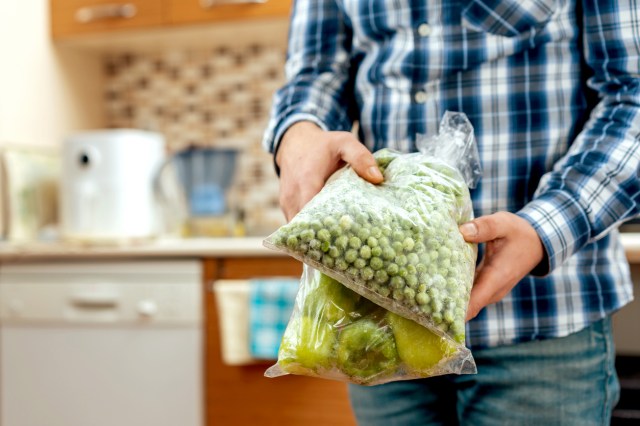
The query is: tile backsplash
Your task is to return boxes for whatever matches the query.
[104,43,287,235]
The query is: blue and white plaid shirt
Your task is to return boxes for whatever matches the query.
[263,0,640,349]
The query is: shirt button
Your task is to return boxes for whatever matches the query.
[417,23,431,37]
[414,91,427,103]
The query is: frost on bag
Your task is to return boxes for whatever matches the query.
[265,111,481,343]
[265,267,474,385]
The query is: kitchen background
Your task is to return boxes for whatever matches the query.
[0,1,639,426]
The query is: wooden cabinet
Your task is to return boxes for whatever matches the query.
[202,257,357,426]
[51,0,291,39]
[167,0,291,26]
[51,0,165,38]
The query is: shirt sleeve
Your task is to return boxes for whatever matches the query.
[517,0,640,274]
[261,0,356,156]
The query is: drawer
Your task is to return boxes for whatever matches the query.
[51,0,165,39]
[166,0,291,26]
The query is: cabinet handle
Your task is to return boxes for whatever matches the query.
[75,3,138,24]
[200,0,267,8]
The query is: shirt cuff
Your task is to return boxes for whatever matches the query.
[516,190,591,275]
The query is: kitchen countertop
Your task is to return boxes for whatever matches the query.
[0,237,285,261]
[2,233,640,262]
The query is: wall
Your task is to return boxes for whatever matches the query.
[103,43,287,235]
[0,0,104,147]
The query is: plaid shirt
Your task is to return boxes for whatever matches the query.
[263,0,640,349]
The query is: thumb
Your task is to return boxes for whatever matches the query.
[459,213,508,243]
[337,136,383,184]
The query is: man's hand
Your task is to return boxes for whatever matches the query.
[276,121,383,221]
[459,212,545,321]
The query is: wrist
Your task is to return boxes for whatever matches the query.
[276,121,323,169]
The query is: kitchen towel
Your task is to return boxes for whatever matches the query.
[249,278,299,360]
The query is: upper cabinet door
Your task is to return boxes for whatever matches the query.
[51,0,165,39]
[166,0,291,25]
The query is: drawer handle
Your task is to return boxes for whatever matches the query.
[200,0,267,8]
[75,3,138,23]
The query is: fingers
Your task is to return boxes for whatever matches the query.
[465,263,514,321]
[335,135,383,184]
[459,212,510,243]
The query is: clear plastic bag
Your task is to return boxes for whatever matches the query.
[264,112,481,383]
[265,267,476,385]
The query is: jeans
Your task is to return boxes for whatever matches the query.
[348,318,619,426]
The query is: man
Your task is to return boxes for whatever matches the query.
[263,0,639,424]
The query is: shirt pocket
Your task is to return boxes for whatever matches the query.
[461,0,557,37]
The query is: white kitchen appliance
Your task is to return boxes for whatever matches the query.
[60,129,166,243]
[0,260,203,426]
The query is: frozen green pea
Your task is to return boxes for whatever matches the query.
[329,246,342,258]
[286,236,299,249]
[406,274,418,288]
[371,246,383,257]
[440,258,452,269]
[370,227,383,238]
[370,257,384,271]
[322,216,337,228]
[375,270,389,284]
[309,239,321,250]
[321,241,331,252]
[406,264,417,275]
[419,253,431,266]
[367,236,379,248]
[382,247,396,261]
[330,225,342,238]
[392,288,405,301]
[322,255,335,268]
[398,267,408,278]
[378,286,391,297]
[361,267,375,281]
[437,322,449,333]
[347,266,359,278]
[349,236,362,249]
[444,310,455,324]
[431,299,444,314]
[339,215,353,230]
[335,235,349,250]
[345,249,358,263]
[395,255,408,267]
[428,287,440,299]
[439,246,452,259]
[357,227,371,242]
[387,263,399,276]
[416,263,427,274]
[420,304,433,315]
[432,312,443,324]
[403,287,416,300]
[300,229,315,243]
[379,236,391,247]
[354,258,367,269]
[416,292,430,306]
[309,220,323,231]
[335,259,349,271]
[402,237,415,252]
[317,229,331,242]
[407,253,420,265]
[390,276,405,289]
[392,230,405,242]
[308,249,323,261]
[413,241,426,253]
[392,241,404,253]
[359,246,372,260]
